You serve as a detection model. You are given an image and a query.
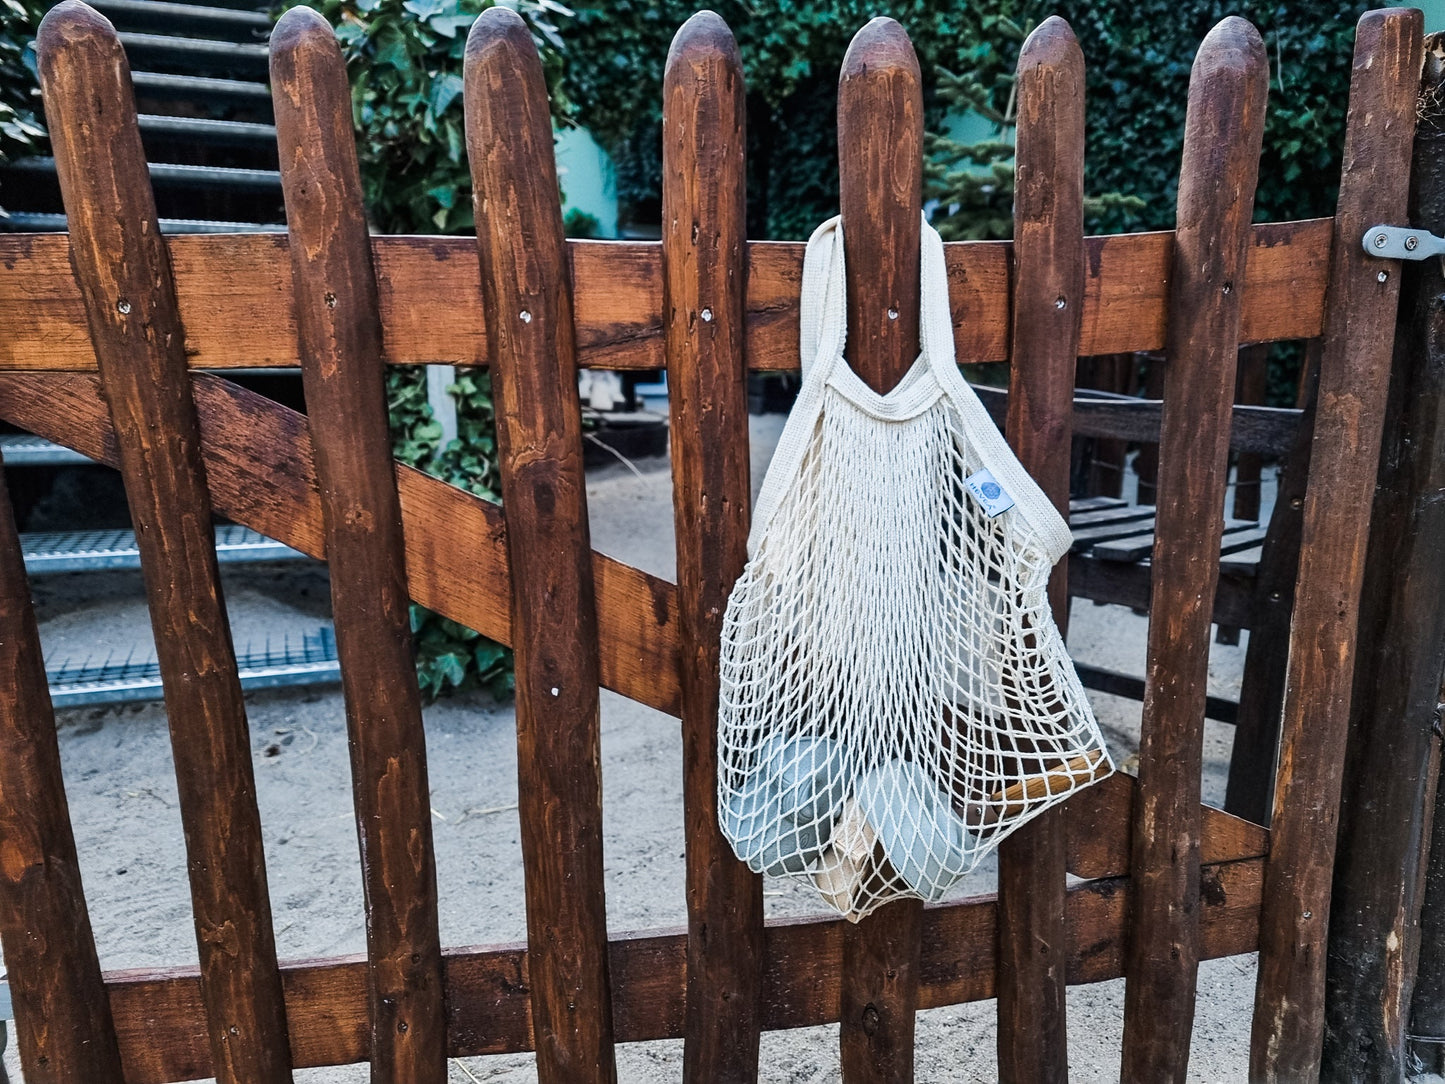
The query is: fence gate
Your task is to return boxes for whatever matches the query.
[0,2,1429,1082]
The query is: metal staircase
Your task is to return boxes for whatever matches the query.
[1,3,337,708]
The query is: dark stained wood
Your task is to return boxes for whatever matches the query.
[996,19,1084,1084]
[464,11,618,1083]
[1077,355,1133,498]
[270,13,446,1083]
[0,369,683,715]
[662,15,764,1084]
[1411,691,1445,1076]
[1324,24,1445,1078]
[1231,344,1269,521]
[1221,342,1318,824]
[969,383,1302,457]
[34,6,293,1082]
[1251,11,1424,1080]
[1120,18,1268,1084]
[836,18,923,1084]
[1064,772,1269,882]
[0,219,1333,373]
[0,455,127,1082]
[93,857,1267,1083]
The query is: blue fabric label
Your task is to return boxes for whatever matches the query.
[965,468,1015,517]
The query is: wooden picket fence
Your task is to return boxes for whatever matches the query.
[0,2,1431,1081]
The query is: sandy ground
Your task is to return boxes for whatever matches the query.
[3,412,1263,1083]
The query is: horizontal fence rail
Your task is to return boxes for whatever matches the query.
[0,220,1333,372]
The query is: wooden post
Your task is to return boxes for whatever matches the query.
[0,454,126,1082]
[465,10,618,1083]
[1221,340,1318,825]
[1251,9,1424,1080]
[1410,681,1445,1074]
[662,13,765,1084]
[1325,27,1445,1078]
[270,11,447,1083]
[1231,344,1269,522]
[35,5,294,1082]
[836,17,924,1084]
[995,18,1084,1084]
[1120,18,1267,1084]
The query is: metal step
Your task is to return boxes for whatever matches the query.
[139,112,277,147]
[6,156,281,191]
[117,31,270,76]
[0,433,92,466]
[47,626,340,708]
[3,211,284,233]
[131,69,272,105]
[22,524,306,575]
[91,0,271,41]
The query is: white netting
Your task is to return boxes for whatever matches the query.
[717,215,1112,921]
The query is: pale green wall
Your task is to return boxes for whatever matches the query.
[556,126,618,238]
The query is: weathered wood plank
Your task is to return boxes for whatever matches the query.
[465,11,617,1083]
[969,383,1302,457]
[1120,18,1267,1084]
[836,18,924,1084]
[35,6,293,1082]
[1323,17,1445,1081]
[995,19,1084,1084]
[95,858,1267,1083]
[271,13,446,1083]
[1064,772,1269,881]
[0,220,1333,373]
[0,370,683,716]
[1222,341,1317,823]
[0,454,127,1082]
[1251,11,1424,1080]
[661,14,764,1084]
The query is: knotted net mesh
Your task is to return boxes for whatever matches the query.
[716,217,1111,921]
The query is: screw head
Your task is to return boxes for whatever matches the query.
[1374,232,1389,248]
[1406,235,1420,251]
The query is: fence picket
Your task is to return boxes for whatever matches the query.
[0,459,126,1082]
[270,12,448,1083]
[1120,18,1267,1084]
[1251,9,1424,1079]
[464,10,618,1082]
[34,5,294,1082]
[995,19,1086,1083]
[662,13,766,1084]
[835,18,925,1084]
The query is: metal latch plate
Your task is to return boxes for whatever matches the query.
[1363,225,1445,260]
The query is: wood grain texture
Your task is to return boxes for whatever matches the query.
[465,11,617,1083]
[836,18,923,1084]
[995,19,1083,1084]
[1323,62,1445,1068]
[0,457,126,1082]
[1120,18,1268,1084]
[93,857,1267,1083]
[0,369,682,715]
[661,15,764,1084]
[35,6,293,1082]
[1221,343,1318,824]
[271,13,446,1083]
[1251,11,1424,1080]
[0,220,1334,373]
[1324,17,1445,1081]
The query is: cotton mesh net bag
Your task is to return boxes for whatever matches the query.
[717,215,1113,921]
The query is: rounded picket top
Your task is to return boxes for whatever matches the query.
[37,0,120,67]
[666,9,741,77]
[840,15,921,86]
[1193,14,1268,83]
[270,4,341,73]
[1018,14,1083,72]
